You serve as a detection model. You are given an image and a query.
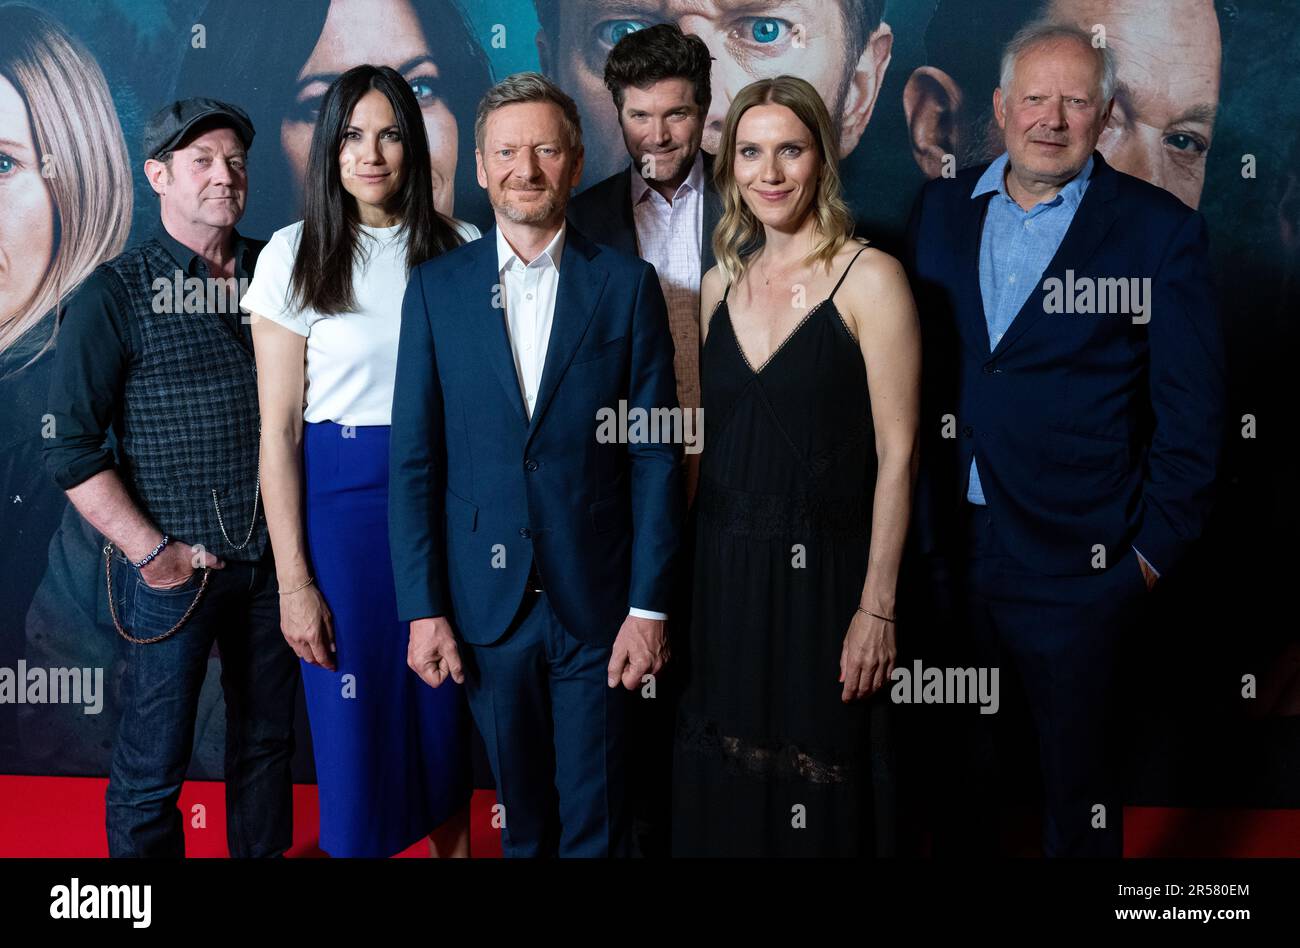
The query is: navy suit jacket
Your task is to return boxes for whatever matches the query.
[905,151,1225,578]
[567,152,722,274]
[388,224,684,646]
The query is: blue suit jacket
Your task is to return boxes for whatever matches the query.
[905,151,1225,577]
[388,224,684,646]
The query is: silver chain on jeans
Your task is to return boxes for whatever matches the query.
[104,543,210,644]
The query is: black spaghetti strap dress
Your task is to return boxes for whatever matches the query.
[671,246,897,857]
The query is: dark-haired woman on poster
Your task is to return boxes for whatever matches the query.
[672,76,919,857]
[176,0,492,236]
[241,65,479,858]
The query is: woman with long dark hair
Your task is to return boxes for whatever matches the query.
[241,64,479,858]
[175,0,492,236]
[671,76,920,856]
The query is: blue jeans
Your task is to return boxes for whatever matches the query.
[105,547,298,857]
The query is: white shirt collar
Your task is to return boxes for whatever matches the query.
[631,149,704,206]
[496,221,566,274]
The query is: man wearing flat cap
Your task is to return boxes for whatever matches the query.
[44,98,298,857]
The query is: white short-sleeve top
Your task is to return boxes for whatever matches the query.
[240,217,480,426]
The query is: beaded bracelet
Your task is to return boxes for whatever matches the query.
[132,534,170,570]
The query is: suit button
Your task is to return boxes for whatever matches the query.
[962,426,973,438]
[982,363,995,374]
[519,527,532,539]
[524,458,538,472]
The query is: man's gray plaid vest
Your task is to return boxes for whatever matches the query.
[102,239,267,562]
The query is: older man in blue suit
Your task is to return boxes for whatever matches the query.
[389,73,683,857]
[906,22,1224,856]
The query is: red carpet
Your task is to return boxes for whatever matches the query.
[0,776,502,858]
[0,775,1296,856]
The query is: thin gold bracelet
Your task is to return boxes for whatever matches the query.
[856,605,895,623]
[279,576,315,596]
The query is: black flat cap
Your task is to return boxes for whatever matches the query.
[143,97,255,160]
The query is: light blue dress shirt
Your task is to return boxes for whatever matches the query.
[967,152,1093,505]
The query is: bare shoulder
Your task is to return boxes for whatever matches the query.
[836,243,917,340]
[842,243,907,290]
[701,264,724,301]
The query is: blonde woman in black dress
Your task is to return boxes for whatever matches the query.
[672,76,920,856]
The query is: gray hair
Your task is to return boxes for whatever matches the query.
[473,71,583,153]
[999,21,1117,103]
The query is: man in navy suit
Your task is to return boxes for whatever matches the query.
[389,73,684,857]
[906,22,1224,856]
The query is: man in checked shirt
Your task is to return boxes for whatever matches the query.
[568,24,721,506]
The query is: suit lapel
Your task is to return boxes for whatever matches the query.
[990,151,1120,359]
[611,169,639,256]
[465,231,529,427]
[701,153,722,273]
[527,226,607,439]
[960,190,995,358]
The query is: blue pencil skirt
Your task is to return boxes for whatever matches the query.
[301,421,471,857]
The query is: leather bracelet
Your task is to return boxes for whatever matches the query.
[856,605,895,623]
[279,576,315,596]
[132,534,170,570]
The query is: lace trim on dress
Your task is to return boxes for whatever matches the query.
[731,298,833,375]
[696,480,872,540]
[676,711,855,785]
[806,414,873,482]
[834,308,859,346]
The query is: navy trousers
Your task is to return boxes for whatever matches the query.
[460,583,629,858]
[945,505,1147,857]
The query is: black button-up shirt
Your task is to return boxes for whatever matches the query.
[43,227,261,491]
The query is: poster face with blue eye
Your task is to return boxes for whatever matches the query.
[533,0,897,188]
[0,0,1296,822]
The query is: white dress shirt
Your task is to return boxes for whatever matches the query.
[630,151,704,412]
[495,224,666,621]
[496,224,562,421]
